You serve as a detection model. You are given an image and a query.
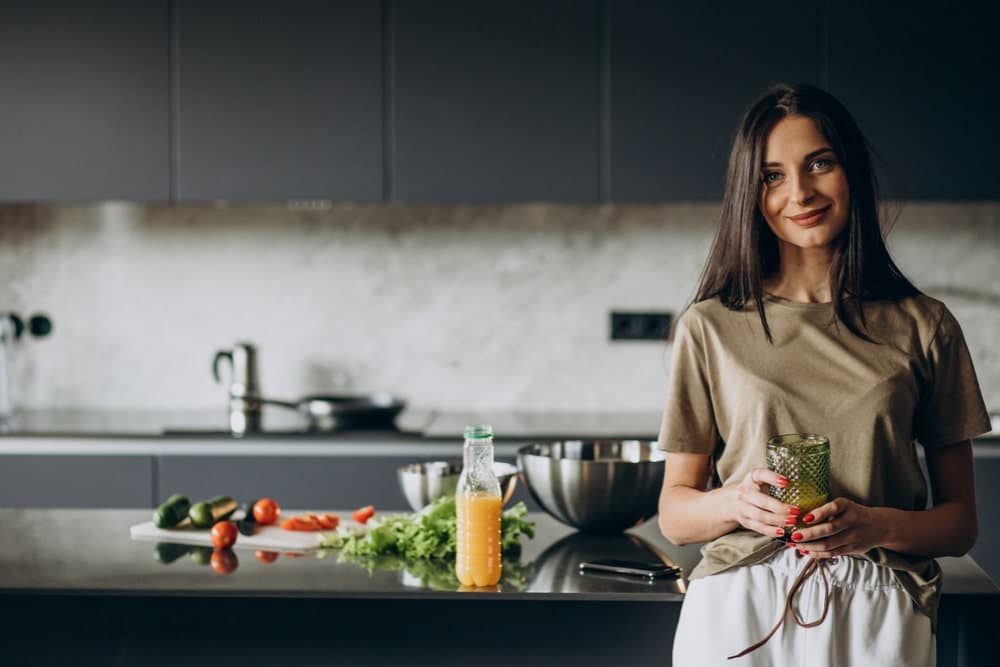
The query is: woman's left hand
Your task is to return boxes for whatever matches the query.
[789,497,886,558]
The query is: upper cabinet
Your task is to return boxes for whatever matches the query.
[609,2,821,201]
[827,3,999,200]
[0,2,995,203]
[0,1,169,201]
[390,0,601,203]
[174,1,383,201]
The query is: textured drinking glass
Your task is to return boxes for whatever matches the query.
[766,433,830,538]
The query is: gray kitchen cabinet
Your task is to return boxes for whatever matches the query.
[827,2,1000,200]
[390,0,601,203]
[174,1,382,201]
[0,455,154,508]
[157,455,424,510]
[0,1,169,201]
[971,454,1000,586]
[609,1,821,201]
[157,454,542,512]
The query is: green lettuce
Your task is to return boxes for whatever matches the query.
[320,496,535,562]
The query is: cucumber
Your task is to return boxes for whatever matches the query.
[188,495,238,528]
[153,494,191,528]
[189,546,213,566]
[153,542,191,564]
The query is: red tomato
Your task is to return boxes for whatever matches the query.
[210,521,238,549]
[313,513,340,530]
[252,498,280,525]
[352,505,375,525]
[210,549,239,575]
[254,550,279,564]
[280,516,318,531]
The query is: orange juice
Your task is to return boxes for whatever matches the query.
[455,491,502,587]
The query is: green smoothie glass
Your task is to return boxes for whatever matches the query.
[766,433,830,539]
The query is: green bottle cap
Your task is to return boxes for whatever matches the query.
[464,424,493,439]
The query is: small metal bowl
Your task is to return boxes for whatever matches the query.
[397,461,519,512]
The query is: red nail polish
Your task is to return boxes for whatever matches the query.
[778,477,789,487]
[792,532,803,542]
[787,507,801,516]
[775,528,785,536]
[799,549,809,555]
[784,517,797,525]
[803,513,815,523]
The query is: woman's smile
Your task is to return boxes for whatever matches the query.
[786,204,832,227]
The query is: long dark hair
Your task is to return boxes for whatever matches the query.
[693,82,920,343]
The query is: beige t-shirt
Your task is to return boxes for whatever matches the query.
[657,293,991,628]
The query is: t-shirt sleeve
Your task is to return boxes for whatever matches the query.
[656,310,720,455]
[914,306,992,448]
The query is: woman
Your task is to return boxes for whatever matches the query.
[657,83,990,665]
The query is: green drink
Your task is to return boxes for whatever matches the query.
[766,433,830,539]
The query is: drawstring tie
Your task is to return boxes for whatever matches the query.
[727,556,832,660]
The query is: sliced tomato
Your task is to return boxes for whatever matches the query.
[352,505,375,525]
[311,513,339,530]
[280,516,318,531]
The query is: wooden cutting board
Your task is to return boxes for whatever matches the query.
[129,512,360,552]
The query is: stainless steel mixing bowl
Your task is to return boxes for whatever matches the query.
[517,440,665,533]
[397,461,519,512]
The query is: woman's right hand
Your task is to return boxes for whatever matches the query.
[730,467,800,538]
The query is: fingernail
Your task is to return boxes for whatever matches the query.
[775,528,785,537]
[792,532,803,542]
[799,549,809,555]
[786,541,797,547]
[803,513,815,523]
[777,477,789,487]
[784,517,798,525]
[787,507,801,516]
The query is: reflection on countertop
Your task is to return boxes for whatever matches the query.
[1,509,994,599]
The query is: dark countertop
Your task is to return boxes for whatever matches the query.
[0,407,665,441]
[0,509,995,600]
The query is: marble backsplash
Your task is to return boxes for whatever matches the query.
[0,202,997,414]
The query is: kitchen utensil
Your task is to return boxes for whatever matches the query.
[397,461,518,512]
[212,342,262,435]
[252,392,406,431]
[517,440,665,533]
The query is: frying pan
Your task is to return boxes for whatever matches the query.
[252,392,406,431]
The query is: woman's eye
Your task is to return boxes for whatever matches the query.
[763,172,782,185]
[811,158,834,170]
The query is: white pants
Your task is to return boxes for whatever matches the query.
[672,547,935,666]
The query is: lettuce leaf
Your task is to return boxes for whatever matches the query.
[320,496,534,563]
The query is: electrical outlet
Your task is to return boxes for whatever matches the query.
[609,311,673,341]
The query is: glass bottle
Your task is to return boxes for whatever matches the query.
[455,424,502,587]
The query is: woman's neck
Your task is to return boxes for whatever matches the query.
[763,245,836,304]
